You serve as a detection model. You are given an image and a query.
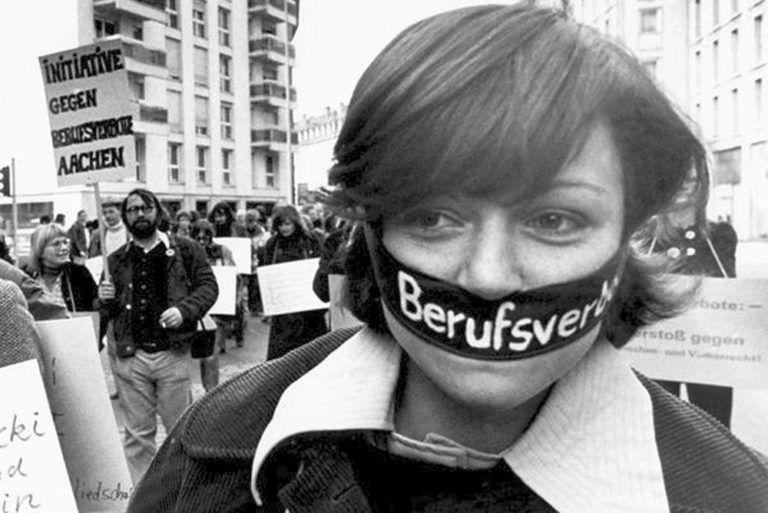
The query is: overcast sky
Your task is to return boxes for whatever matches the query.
[0,0,513,192]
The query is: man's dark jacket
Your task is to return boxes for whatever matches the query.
[126,329,768,513]
[100,235,218,357]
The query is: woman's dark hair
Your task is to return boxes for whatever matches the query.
[270,205,308,237]
[208,201,235,237]
[321,4,709,347]
[190,219,215,241]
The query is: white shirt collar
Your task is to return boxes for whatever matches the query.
[131,230,169,253]
[250,328,668,512]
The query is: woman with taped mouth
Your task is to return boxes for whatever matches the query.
[127,4,768,512]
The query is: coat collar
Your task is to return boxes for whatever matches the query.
[250,330,669,513]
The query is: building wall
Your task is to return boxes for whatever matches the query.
[576,0,768,239]
[76,0,297,219]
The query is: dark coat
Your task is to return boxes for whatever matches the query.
[99,235,218,358]
[127,329,768,513]
[262,231,327,360]
[67,221,89,260]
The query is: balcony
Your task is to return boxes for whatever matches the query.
[93,0,165,23]
[250,82,297,107]
[139,104,168,124]
[251,129,298,149]
[121,38,168,78]
[248,36,295,66]
[248,0,298,27]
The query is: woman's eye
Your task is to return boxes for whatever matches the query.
[399,209,459,232]
[526,212,586,239]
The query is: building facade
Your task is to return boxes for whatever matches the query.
[76,0,298,219]
[574,0,768,240]
[294,104,346,199]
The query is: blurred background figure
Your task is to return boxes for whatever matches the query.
[261,205,326,360]
[172,210,193,240]
[190,219,237,392]
[244,209,270,317]
[54,213,66,226]
[645,192,738,428]
[89,198,129,258]
[67,209,89,266]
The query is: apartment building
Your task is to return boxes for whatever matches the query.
[688,0,768,239]
[76,0,298,219]
[574,0,768,239]
[294,104,346,196]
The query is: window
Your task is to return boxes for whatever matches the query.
[220,54,232,93]
[195,96,209,136]
[731,29,739,74]
[731,0,739,13]
[194,46,208,86]
[713,40,720,81]
[94,17,117,38]
[695,0,702,37]
[197,146,209,184]
[135,136,146,182]
[168,90,183,132]
[128,73,145,100]
[265,154,276,187]
[221,102,233,139]
[713,96,720,136]
[132,21,144,40]
[222,149,233,186]
[219,7,231,47]
[713,0,720,26]
[193,0,207,39]
[731,88,739,134]
[166,0,179,29]
[262,20,277,36]
[167,38,182,80]
[640,9,659,34]
[756,16,763,63]
[643,60,657,79]
[695,51,702,88]
[755,79,763,126]
[263,65,278,81]
[168,143,182,184]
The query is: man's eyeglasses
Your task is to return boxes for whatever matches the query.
[125,205,155,215]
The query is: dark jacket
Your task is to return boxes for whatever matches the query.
[23,262,98,313]
[67,221,89,260]
[99,235,218,358]
[127,329,768,513]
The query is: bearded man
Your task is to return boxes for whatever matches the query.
[98,188,218,483]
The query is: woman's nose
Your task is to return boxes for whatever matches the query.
[454,215,524,301]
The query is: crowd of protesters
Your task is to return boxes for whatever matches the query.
[0,190,354,484]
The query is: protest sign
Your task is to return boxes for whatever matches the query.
[257,258,329,316]
[624,277,768,389]
[39,39,136,186]
[36,317,133,512]
[328,274,363,330]
[85,256,104,283]
[213,237,252,274]
[0,359,78,512]
[209,266,238,315]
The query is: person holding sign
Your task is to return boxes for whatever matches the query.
[98,188,218,484]
[190,219,237,391]
[644,197,739,428]
[260,205,327,360]
[128,5,768,511]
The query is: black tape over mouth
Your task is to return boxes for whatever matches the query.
[368,232,624,361]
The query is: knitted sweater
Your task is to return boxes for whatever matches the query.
[127,329,768,512]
